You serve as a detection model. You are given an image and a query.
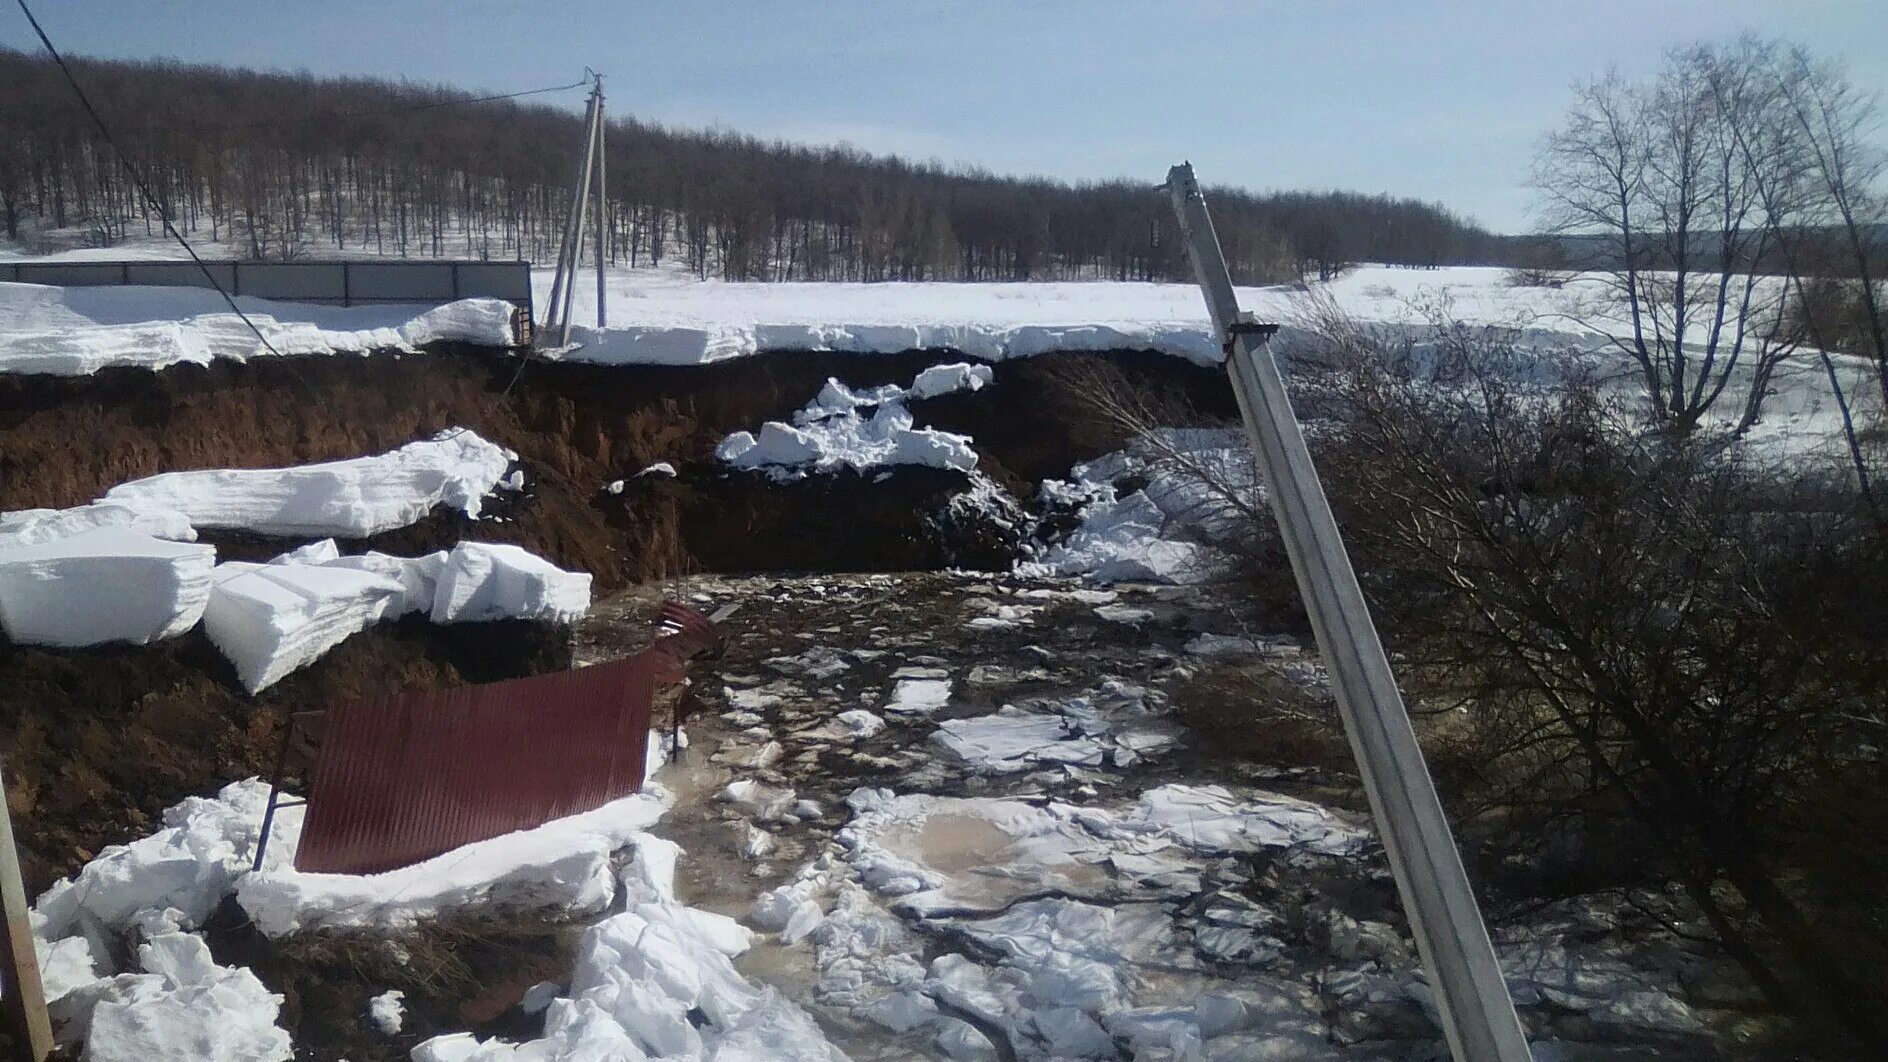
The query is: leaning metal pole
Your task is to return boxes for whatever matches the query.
[1165,162,1533,1062]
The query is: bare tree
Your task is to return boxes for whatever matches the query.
[1537,39,1809,434]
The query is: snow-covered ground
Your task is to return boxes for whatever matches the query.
[0,280,515,374]
[7,259,1875,473]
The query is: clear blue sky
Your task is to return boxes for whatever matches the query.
[4,0,1883,233]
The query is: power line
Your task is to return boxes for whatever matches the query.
[230,73,594,130]
[13,0,286,364]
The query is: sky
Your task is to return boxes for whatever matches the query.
[3,0,1884,234]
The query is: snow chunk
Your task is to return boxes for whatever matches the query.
[99,429,514,537]
[34,779,271,943]
[398,298,518,347]
[0,526,214,647]
[430,541,592,624]
[203,560,405,692]
[835,708,887,738]
[81,933,293,1062]
[909,361,994,399]
[1020,487,1212,584]
[717,365,986,481]
[238,791,666,936]
[321,548,448,617]
[367,989,405,1035]
[0,501,195,548]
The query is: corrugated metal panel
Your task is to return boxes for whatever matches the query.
[1,259,530,307]
[292,604,719,875]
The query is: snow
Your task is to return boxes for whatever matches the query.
[0,501,194,548]
[0,526,215,647]
[718,366,987,480]
[204,560,405,692]
[883,676,953,715]
[367,990,406,1035]
[430,541,593,624]
[0,279,514,375]
[100,429,515,537]
[202,541,584,692]
[1019,486,1213,584]
[78,933,293,1062]
[931,706,1113,774]
[238,786,667,936]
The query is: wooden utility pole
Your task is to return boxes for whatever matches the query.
[1165,162,1533,1062]
[0,762,52,1061]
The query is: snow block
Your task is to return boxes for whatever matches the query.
[0,501,196,548]
[0,526,214,647]
[430,541,592,625]
[203,561,406,692]
[99,429,515,537]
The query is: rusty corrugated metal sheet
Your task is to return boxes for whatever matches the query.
[292,603,719,875]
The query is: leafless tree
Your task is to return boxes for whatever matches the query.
[1536,39,1814,434]
[1311,309,1888,1053]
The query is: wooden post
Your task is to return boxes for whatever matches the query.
[0,762,53,1060]
[1165,162,1532,1062]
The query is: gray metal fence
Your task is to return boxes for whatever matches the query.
[0,259,533,318]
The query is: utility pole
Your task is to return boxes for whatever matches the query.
[1164,162,1533,1062]
[593,76,608,331]
[0,761,52,1061]
[544,73,608,346]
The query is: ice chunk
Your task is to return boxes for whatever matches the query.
[884,676,953,714]
[0,526,214,647]
[202,561,406,692]
[430,541,592,624]
[100,430,514,537]
[931,707,1110,773]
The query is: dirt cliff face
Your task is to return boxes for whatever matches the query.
[0,346,1233,583]
[0,345,1232,892]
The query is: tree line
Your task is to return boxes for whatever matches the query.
[0,48,1499,282]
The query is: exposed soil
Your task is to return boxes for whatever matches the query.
[0,346,1233,587]
[0,344,1238,1058]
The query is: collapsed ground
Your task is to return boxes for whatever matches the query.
[0,335,1794,1060]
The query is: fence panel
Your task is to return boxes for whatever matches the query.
[291,605,718,875]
